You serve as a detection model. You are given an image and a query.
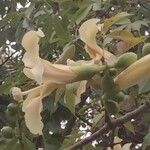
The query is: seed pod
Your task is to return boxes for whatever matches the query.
[115,54,150,90]
[142,43,150,56]
[115,52,137,69]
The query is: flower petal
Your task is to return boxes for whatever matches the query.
[24,96,43,135]
[122,143,132,150]
[21,30,44,53]
[79,19,116,61]
[115,54,150,90]
[22,86,42,112]
[42,60,76,84]
[23,59,44,85]
[76,80,87,104]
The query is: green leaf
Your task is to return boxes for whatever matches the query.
[131,20,149,31]
[93,111,105,127]
[0,70,27,95]
[105,100,119,115]
[124,122,134,133]
[73,5,92,25]
[22,135,36,150]
[115,18,131,25]
[12,142,22,150]
[107,30,147,51]
[52,16,71,44]
[92,0,102,11]
[60,124,81,150]
[55,44,75,64]
[102,12,132,34]
[138,79,150,94]
[64,83,77,114]
[142,130,150,150]
[42,105,73,150]
[4,138,18,150]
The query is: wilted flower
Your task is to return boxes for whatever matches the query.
[115,54,150,90]
[79,18,116,62]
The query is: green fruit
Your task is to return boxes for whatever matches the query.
[114,91,125,102]
[5,109,18,121]
[102,70,119,98]
[142,43,150,56]
[115,52,137,69]
[105,100,119,114]
[102,70,115,92]
[1,126,15,138]
[7,103,18,115]
[109,68,117,76]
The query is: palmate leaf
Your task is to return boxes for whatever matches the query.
[102,12,132,34]
[107,30,147,51]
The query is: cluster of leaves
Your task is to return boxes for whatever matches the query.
[0,0,150,150]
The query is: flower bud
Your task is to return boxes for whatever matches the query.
[11,87,23,101]
[115,52,137,69]
[1,126,15,138]
[142,43,150,56]
[7,103,18,115]
[115,54,150,90]
[114,91,125,102]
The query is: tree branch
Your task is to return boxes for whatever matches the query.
[65,101,150,150]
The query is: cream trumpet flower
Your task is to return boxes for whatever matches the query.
[114,54,150,90]
[11,86,43,134]
[22,30,106,85]
[11,83,59,135]
[22,29,45,84]
[66,59,88,106]
[19,30,107,135]
[22,30,77,85]
[79,18,116,62]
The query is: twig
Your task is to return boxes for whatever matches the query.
[75,113,92,127]
[0,51,16,67]
[65,101,150,150]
